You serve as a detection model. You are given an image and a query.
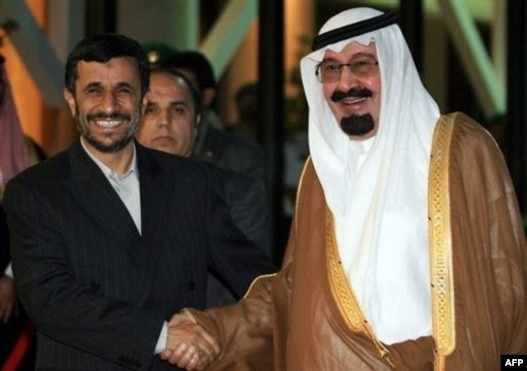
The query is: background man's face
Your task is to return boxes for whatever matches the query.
[137,72,198,157]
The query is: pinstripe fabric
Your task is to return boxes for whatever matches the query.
[3,140,275,370]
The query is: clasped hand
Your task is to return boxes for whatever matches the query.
[0,275,19,323]
[160,311,220,370]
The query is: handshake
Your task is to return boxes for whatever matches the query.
[160,311,220,370]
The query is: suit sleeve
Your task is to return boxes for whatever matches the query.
[223,174,272,259]
[205,168,276,298]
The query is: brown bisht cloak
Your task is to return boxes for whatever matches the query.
[188,112,527,370]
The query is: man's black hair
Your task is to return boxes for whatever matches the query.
[64,33,150,97]
[160,51,216,91]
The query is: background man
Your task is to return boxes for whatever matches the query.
[136,67,273,308]
[159,51,267,184]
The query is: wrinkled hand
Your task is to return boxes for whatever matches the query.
[159,312,220,370]
[0,275,18,323]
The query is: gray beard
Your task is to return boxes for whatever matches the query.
[76,118,138,154]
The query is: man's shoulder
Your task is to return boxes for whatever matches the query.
[204,124,264,155]
[138,144,209,181]
[442,112,485,132]
[440,112,497,145]
[207,161,265,194]
[436,112,507,176]
[9,147,70,185]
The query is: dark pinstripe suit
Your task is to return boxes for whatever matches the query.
[3,140,275,370]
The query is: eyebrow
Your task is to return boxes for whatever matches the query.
[82,81,102,92]
[170,101,190,108]
[145,100,190,108]
[82,81,135,92]
[114,82,135,90]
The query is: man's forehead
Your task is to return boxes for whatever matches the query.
[323,41,377,59]
[151,73,192,96]
[75,58,140,87]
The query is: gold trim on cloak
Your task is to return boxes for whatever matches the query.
[428,116,456,367]
[322,116,456,369]
[325,209,393,367]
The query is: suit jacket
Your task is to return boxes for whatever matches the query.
[204,163,272,307]
[0,199,36,369]
[3,140,275,370]
[194,120,267,182]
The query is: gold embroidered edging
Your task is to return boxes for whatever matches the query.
[428,116,456,359]
[325,211,365,330]
[242,273,278,299]
[325,210,391,363]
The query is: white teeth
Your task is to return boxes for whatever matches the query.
[95,120,121,128]
[343,97,366,104]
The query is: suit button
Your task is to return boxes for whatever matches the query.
[188,281,196,290]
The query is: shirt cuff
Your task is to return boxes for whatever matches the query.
[154,321,168,354]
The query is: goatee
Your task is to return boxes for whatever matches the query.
[340,114,375,136]
[76,112,139,154]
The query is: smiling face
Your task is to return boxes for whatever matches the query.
[136,71,200,157]
[63,56,143,154]
[321,41,381,139]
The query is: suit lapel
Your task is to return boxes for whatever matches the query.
[63,141,176,302]
[135,144,173,244]
[134,144,175,301]
[65,141,141,244]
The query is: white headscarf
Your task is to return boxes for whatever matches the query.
[300,7,440,344]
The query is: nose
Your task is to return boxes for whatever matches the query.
[101,91,118,113]
[157,109,171,127]
[336,65,359,92]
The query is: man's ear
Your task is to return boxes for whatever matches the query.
[201,87,216,108]
[194,113,202,134]
[63,88,77,117]
[141,95,148,114]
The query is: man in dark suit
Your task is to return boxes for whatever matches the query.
[3,33,275,371]
[159,51,267,184]
[136,67,272,308]
[0,200,36,370]
[0,202,17,361]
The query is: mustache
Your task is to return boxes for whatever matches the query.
[86,112,131,121]
[331,88,373,102]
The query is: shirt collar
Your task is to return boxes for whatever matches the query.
[80,137,138,179]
